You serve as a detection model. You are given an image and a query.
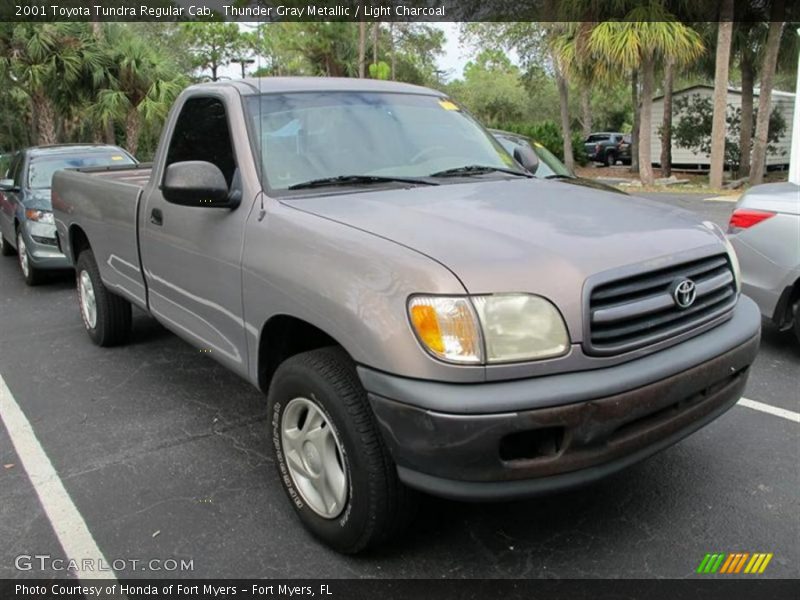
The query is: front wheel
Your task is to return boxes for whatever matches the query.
[17,230,43,286]
[267,347,416,553]
[75,249,132,346]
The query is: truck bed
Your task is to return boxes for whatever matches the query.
[52,164,151,309]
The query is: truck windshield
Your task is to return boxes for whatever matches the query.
[245,92,519,191]
[28,152,136,189]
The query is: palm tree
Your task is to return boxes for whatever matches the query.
[750,0,786,185]
[588,9,703,184]
[94,28,185,156]
[0,23,99,145]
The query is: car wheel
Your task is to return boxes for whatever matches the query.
[268,346,417,553]
[0,233,14,256]
[605,151,617,167]
[17,230,43,286]
[75,249,132,346]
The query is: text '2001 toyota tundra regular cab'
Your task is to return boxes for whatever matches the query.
[52,78,761,553]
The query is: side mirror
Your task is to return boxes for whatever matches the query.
[162,161,238,208]
[0,178,18,192]
[513,146,539,175]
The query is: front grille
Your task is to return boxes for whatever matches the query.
[587,254,737,355]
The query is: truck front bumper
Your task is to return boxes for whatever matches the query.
[359,297,761,501]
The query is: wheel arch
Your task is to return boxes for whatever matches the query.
[67,224,91,264]
[256,314,343,393]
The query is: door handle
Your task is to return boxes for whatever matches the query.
[150,208,163,226]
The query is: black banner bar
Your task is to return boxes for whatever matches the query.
[1,579,798,600]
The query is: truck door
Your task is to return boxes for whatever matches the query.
[140,95,251,375]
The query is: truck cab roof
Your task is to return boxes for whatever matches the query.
[191,76,446,98]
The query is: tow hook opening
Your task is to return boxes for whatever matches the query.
[499,427,564,462]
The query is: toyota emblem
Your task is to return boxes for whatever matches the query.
[672,279,697,309]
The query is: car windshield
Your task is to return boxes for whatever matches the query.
[245,92,519,191]
[27,151,135,189]
[494,135,572,179]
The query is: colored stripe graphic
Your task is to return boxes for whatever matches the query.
[700,553,774,574]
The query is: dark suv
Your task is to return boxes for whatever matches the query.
[584,132,631,167]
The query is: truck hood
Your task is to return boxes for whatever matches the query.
[282,178,726,337]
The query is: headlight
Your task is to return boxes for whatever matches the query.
[472,294,569,362]
[724,239,742,293]
[408,294,570,364]
[25,209,54,224]
[704,221,742,294]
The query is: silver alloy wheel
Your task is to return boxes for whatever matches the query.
[281,396,348,519]
[78,270,97,329]
[17,232,29,278]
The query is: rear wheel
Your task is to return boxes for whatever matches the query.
[267,346,416,553]
[17,230,43,286]
[605,151,617,167]
[76,249,132,346]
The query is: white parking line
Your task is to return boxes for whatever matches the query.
[0,374,117,581]
[738,397,800,423]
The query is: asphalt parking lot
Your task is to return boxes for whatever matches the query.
[1,192,798,580]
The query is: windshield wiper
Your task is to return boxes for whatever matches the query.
[429,165,532,178]
[544,174,575,180]
[288,174,437,190]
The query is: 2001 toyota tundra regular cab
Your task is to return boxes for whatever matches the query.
[52,78,761,553]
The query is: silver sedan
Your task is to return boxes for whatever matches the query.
[728,182,800,343]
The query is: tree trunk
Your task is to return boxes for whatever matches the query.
[125,110,141,157]
[638,54,655,185]
[660,58,674,178]
[580,86,592,138]
[358,22,366,78]
[554,59,574,171]
[709,1,734,189]
[372,22,379,68]
[36,94,58,145]
[750,8,784,185]
[630,69,640,174]
[738,53,755,178]
[105,121,115,145]
[389,22,396,81]
[211,64,218,82]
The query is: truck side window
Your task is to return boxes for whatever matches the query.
[165,97,237,188]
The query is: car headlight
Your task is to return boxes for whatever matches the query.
[704,220,741,294]
[724,239,742,294]
[25,209,54,224]
[408,294,570,364]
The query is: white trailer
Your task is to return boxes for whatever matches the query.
[650,84,795,170]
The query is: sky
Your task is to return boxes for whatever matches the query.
[218,22,472,82]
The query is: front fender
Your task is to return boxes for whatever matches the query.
[242,200,485,385]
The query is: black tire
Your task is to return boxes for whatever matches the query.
[75,249,132,346]
[605,151,617,167]
[267,346,417,553]
[17,229,44,286]
[0,233,14,256]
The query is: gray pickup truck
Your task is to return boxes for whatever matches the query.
[53,78,761,553]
